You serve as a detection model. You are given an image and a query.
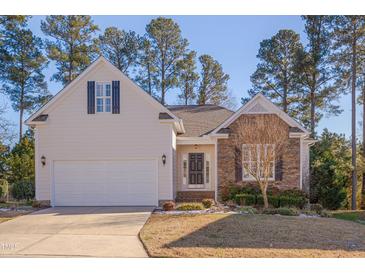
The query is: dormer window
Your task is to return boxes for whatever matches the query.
[96,82,112,113]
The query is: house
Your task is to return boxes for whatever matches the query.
[25,56,314,207]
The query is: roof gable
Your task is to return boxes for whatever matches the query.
[168,105,233,137]
[25,56,183,132]
[210,93,309,135]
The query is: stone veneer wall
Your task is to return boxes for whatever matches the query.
[217,114,301,201]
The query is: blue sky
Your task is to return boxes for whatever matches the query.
[0,16,357,138]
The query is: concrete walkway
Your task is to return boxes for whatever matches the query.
[0,207,153,257]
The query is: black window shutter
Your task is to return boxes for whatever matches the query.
[87,81,95,114]
[112,80,120,114]
[234,146,242,182]
[275,156,283,181]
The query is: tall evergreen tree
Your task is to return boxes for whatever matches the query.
[197,54,230,106]
[330,16,365,210]
[0,24,50,141]
[41,16,99,85]
[99,27,140,76]
[145,17,188,105]
[297,16,343,137]
[248,29,304,120]
[135,37,156,96]
[176,51,199,105]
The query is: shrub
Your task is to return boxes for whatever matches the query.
[239,206,258,214]
[268,195,280,208]
[319,210,333,218]
[11,180,35,201]
[310,203,323,214]
[236,194,256,206]
[0,179,8,199]
[256,195,264,206]
[162,201,175,211]
[279,196,306,209]
[176,203,204,211]
[262,207,299,216]
[32,200,50,209]
[225,200,237,208]
[202,199,214,208]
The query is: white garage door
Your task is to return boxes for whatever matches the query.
[53,160,158,206]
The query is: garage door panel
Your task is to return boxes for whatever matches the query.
[53,160,157,206]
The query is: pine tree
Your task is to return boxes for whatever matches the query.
[330,16,365,210]
[176,51,199,105]
[197,54,230,106]
[135,37,157,96]
[99,27,140,76]
[41,16,99,85]
[248,29,304,120]
[145,17,188,105]
[296,16,343,137]
[0,22,50,141]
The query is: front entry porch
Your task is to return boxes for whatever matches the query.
[175,141,218,202]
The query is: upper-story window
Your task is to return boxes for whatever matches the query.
[96,82,111,113]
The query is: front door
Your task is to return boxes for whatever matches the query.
[189,153,204,186]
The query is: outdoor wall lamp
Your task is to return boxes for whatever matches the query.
[41,155,46,167]
[162,154,166,165]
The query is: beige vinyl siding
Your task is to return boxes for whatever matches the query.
[34,61,174,203]
[176,144,216,192]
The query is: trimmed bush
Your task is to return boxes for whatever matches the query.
[235,188,308,209]
[236,194,256,206]
[256,195,264,206]
[11,180,35,201]
[268,195,280,208]
[162,201,175,211]
[176,203,204,211]
[310,203,323,214]
[319,210,333,218]
[262,207,299,216]
[202,199,214,208]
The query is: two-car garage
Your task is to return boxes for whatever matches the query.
[53,160,158,206]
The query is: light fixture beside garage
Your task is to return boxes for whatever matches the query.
[162,154,166,165]
[41,155,46,167]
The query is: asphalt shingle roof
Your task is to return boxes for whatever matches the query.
[167,105,233,137]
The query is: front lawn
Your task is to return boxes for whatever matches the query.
[332,210,365,224]
[139,213,365,258]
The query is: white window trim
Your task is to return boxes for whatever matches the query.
[242,144,275,181]
[182,153,188,185]
[205,153,210,184]
[95,82,112,113]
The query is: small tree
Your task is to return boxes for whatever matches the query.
[233,114,287,208]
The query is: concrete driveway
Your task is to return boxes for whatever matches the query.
[0,207,153,257]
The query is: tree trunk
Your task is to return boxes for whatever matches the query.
[19,85,25,142]
[147,63,152,95]
[351,38,357,210]
[310,88,315,138]
[262,191,269,209]
[260,182,269,208]
[161,60,165,105]
[19,108,23,142]
[283,85,288,113]
[362,80,365,207]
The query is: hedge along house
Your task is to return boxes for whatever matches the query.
[25,56,315,207]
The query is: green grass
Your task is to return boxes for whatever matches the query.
[332,210,365,225]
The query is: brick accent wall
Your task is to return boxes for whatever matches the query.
[217,114,301,201]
